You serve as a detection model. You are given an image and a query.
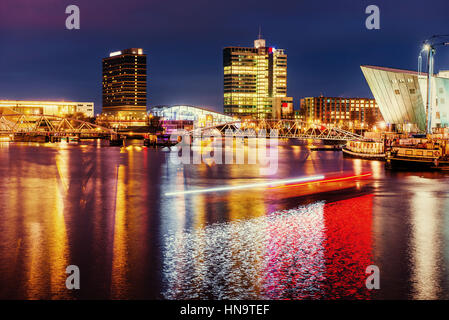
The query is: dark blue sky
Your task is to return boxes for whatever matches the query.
[1,0,448,114]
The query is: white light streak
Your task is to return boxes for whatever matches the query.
[165,175,325,196]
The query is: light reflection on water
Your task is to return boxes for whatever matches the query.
[163,202,327,300]
[0,141,449,299]
[409,181,444,300]
[163,194,374,300]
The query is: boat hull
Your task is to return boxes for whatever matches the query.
[387,157,449,171]
[342,147,385,160]
[310,145,342,151]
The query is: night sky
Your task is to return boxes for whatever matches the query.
[1,0,448,114]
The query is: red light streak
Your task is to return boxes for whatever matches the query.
[269,172,372,190]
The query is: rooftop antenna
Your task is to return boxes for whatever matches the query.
[418,53,422,75]
[254,26,266,48]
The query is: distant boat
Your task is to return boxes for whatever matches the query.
[309,144,343,151]
[66,135,80,143]
[342,140,385,160]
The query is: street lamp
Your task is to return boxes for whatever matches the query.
[420,35,449,134]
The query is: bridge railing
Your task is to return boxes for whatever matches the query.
[184,119,366,141]
[0,113,116,136]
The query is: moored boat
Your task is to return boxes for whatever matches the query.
[66,135,80,143]
[342,140,385,160]
[309,144,343,151]
[386,138,449,170]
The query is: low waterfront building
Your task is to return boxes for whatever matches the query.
[149,105,234,128]
[0,100,94,117]
[161,120,194,135]
[361,65,449,132]
[300,96,383,129]
[95,115,147,129]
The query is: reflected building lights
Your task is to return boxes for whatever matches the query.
[111,165,128,298]
[352,158,363,175]
[25,222,43,299]
[369,160,382,179]
[49,152,69,297]
[410,189,440,299]
[162,194,373,299]
[23,149,70,299]
[2,139,448,299]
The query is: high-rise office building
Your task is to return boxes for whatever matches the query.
[223,36,291,119]
[102,48,147,119]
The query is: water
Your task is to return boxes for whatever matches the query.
[0,140,449,299]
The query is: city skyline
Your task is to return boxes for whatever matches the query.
[2,0,449,304]
[1,0,449,115]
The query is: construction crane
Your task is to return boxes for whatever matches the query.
[419,35,449,134]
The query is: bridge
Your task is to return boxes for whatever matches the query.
[0,113,117,140]
[0,113,367,144]
[187,119,366,141]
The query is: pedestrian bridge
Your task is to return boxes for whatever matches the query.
[0,112,116,137]
[187,119,366,141]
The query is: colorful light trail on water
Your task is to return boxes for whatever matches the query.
[270,172,372,190]
[165,172,372,196]
[164,175,325,196]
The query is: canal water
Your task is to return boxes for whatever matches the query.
[0,140,449,299]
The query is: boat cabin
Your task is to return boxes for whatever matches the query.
[346,141,384,155]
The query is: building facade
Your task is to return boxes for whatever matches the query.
[0,100,94,117]
[300,96,382,129]
[102,48,147,119]
[361,65,449,132]
[223,37,292,119]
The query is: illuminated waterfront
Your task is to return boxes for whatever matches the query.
[1,141,449,299]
